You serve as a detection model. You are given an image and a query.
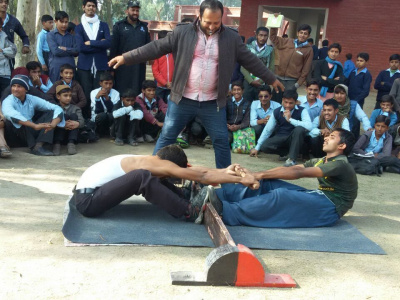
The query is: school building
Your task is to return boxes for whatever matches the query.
[239,0,400,81]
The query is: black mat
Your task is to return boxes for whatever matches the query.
[62,197,385,254]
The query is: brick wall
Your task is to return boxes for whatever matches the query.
[239,0,400,85]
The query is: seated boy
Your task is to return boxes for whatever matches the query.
[47,64,86,109]
[47,11,78,83]
[250,85,281,140]
[374,54,400,109]
[136,80,167,143]
[151,30,174,104]
[226,81,251,144]
[333,84,372,139]
[250,89,312,167]
[53,85,84,156]
[36,14,54,75]
[112,89,143,146]
[370,94,398,127]
[26,61,53,93]
[90,72,120,137]
[353,115,400,174]
[308,99,350,157]
[206,129,358,228]
[313,43,345,101]
[2,75,64,156]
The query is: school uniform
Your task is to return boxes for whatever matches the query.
[136,94,168,139]
[111,101,143,141]
[250,100,281,139]
[90,87,120,136]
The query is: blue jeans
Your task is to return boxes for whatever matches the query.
[153,98,231,168]
[216,180,340,228]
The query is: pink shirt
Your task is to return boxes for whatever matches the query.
[183,26,219,101]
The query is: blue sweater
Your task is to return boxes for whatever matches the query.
[2,14,29,45]
[75,21,111,71]
[369,109,398,127]
[373,69,400,102]
[346,68,372,107]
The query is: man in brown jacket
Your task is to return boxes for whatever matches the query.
[270,22,313,103]
[109,0,284,169]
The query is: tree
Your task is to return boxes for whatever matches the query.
[15,0,37,67]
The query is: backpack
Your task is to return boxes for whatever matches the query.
[231,127,256,154]
[348,155,382,176]
[78,120,98,143]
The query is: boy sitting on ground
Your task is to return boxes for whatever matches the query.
[136,80,167,143]
[112,89,143,146]
[2,75,64,156]
[90,72,120,137]
[369,94,398,128]
[47,64,86,109]
[53,85,84,155]
[353,115,400,174]
[26,61,53,93]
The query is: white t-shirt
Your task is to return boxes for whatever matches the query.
[76,155,140,189]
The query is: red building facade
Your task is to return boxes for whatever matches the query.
[239,0,400,81]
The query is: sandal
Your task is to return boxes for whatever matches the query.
[0,146,12,158]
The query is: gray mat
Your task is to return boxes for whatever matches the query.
[62,197,385,254]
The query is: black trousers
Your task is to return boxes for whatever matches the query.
[155,87,171,104]
[76,69,106,119]
[43,51,50,75]
[0,77,10,96]
[138,111,165,139]
[113,115,139,140]
[95,112,113,137]
[379,156,400,172]
[54,113,79,143]
[260,127,307,160]
[5,111,55,148]
[74,169,189,218]
[253,124,265,141]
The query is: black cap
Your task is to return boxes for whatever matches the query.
[127,0,140,8]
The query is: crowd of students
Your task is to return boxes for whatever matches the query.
[0,0,400,176]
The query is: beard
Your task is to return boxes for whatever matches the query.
[128,14,138,22]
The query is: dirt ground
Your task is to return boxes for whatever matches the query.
[1,92,400,300]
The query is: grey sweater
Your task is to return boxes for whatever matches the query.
[352,130,393,159]
[123,21,276,108]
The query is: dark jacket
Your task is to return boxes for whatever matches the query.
[2,14,29,45]
[353,130,392,159]
[47,80,87,109]
[136,93,167,125]
[346,69,372,106]
[122,21,276,108]
[317,47,328,60]
[314,60,345,93]
[75,21,111,71]
[62,104,85,128]
[226,98,251,129]
[374,69,400,102]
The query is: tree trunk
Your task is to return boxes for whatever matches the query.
[15,0,38,68]
[36,0,53,34]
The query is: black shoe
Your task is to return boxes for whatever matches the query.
[30,147,54,156]
[207,186,223,216]
[186,186,209,224]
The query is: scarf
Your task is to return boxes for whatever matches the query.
[81,14,100,76]
[335,84,351,118]
[247,40,274,67]
[294,39,309,49]
[320,57,343,97]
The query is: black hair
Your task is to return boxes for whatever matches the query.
[375,115,390,126]
[380,94,394,104]
[323,99,339,110]
[120,89,136,99]
[181,18,194,23]
[333,128,356,156]
[357,52,369,62]
[41,14,53,23]
[297,24,311,34]
[200,0,224,17]
[156,145,188,168]
[306,79,320,89]
[83,0,97,7]
[246,36,256,44]
[26,61,42,71]
[57,87,71,95]
[99,72,114,82]
[258,85,272,95]
[142,80,157,90]
[282,89,298,101]
[282,34,288,38]
[158,30,169,39]
[55,11,69,21]
[256,26,269,35]
[389,54,400,61]
[231,80,243,90]
[322,39,329,47]
[328,43,342,53]
[67,22,76,33]
[60,63,74,73]
[346,53,352,60]
[307,38,314,44]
